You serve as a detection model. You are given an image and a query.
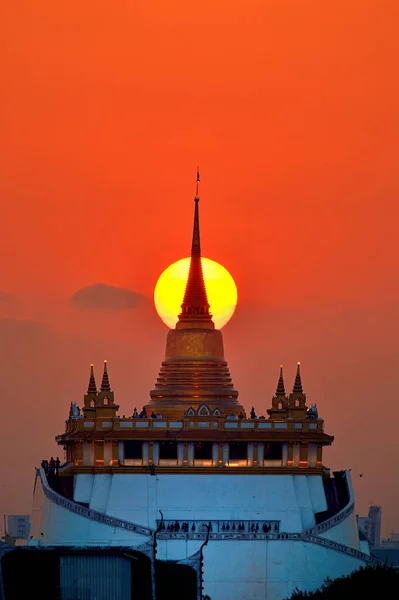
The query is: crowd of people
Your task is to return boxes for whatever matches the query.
[159,520,279,534]
[131,406,162,419]
[41,457,61,476]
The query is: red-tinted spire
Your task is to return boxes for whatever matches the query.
[87,364,97,394]
[276,365,286,396]
[100,360,111,392]
[293,362,303,393]
[178,168,213,325]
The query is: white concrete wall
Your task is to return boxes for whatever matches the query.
[29,484,145,547]
[157,538,366,600]
[74,474,94,504]
[359,540,370,555]
[293,476,315,529]
[37,472,355,543]
[307,475,327,513]
[318,471,360,550]
[29,472,369,600]
[70,473,334,533]
[319,511,360,550]
[89,475,112,513]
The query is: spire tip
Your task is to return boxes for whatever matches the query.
[293,362,303,394]
[276,365,286,396]
[100,360,111,391]
[195,166,200,200]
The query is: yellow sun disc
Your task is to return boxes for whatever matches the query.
[154,257,237,329]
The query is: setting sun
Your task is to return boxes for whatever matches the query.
[154,257,237,329]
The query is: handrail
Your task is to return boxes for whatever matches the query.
[303,471,354,536]
[300,533,380,566]
[62,416,326,435]
[304,502,355,536]
[38,468,153,537]
[155,525,379,564]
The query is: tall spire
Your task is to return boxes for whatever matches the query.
[87,364,97,394]
[293,362,303,393]
[100,360,111,392]
[276,365,286,396]
[191,166,201,252]
[177,168,213,326]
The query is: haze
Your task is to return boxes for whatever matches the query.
[1,2,398,536]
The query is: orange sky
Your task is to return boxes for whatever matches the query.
[1,1,399,537]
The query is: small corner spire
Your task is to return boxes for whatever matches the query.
[293,362,303,394]
[87,364,97,394]
[100,360,111,392]
[276,365,286,396]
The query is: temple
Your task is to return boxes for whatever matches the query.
[16,175,378,600]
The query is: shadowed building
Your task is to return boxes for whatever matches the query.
[357,505,382,548]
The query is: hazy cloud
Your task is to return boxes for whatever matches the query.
[0,292,18,307]
[0,317,48,338]
[71,283,144,310]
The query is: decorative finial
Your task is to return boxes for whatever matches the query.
[276,365,286,396]
[293,362,303,394]
[100,360,111,392]
[177,169,212,326]
[195,166,200,200]
[87,364,97,394]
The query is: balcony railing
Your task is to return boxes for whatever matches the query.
[156,519,280,538]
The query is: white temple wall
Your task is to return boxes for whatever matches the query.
[71,473,332,533]
[29,486,148,547]
[307,475,327,513]
[29,474,370,600]
[359,539,370,555]
[105,473,150,525]
[89,475,112,513]
[293,476,315,530]
[201,539,365,600]
[156,538,202,561]
[319,511,360,550]
[74,474,94,504]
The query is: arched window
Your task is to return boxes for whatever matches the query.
[213,408,221,416]
[187,408,195,416]
[198,405,210,416]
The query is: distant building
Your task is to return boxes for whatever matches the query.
[358,505,399,570]
[382,532,399,544]
[6,515,30,541]
[357,505,381,547]
[1,515,30,546]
